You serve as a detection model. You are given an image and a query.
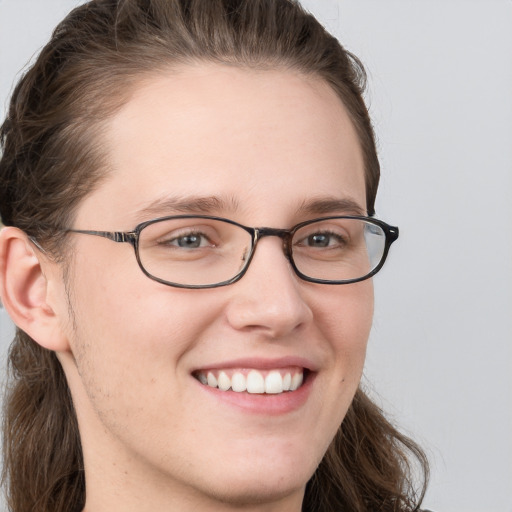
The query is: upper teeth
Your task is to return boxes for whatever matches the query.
[196,369,304,394]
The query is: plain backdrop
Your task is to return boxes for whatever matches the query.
[1,1,511,511]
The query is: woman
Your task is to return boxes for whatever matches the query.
[0,0,430,511]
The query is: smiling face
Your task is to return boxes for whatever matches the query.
[53,64,374,511]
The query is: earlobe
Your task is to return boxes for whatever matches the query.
[0,226,70,352]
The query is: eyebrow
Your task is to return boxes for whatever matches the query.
[296,197,367,216]
[137,195,241,218]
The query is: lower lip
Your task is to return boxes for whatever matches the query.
[194,372,316,415]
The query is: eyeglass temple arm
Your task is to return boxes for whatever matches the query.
[67,229,137,245]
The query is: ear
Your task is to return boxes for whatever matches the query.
[0,226,70,352]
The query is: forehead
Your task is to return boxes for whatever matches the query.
[77,64,365,227]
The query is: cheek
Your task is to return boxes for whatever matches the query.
[70,243,212,341]
[318,281,373,405]
[302,282,373,459]
[65,254,220,400]
[315,280,374,355]
[65,278,224,457]
[341,284,373,384]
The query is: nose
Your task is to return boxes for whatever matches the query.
[224,237,313,338]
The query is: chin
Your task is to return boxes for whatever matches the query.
[200,473,308,509]
[192,449,317,507]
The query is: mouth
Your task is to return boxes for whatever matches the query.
[193,367,307,395]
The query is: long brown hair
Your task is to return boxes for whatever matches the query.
[0,1,428,510]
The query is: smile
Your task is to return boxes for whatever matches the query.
[194,367,305,394]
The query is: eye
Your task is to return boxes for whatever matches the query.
[163,231,214,249]
[299,231,347,249]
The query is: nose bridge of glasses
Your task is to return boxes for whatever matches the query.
[254,227,293,256]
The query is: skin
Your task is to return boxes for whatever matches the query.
[1,64,374,511]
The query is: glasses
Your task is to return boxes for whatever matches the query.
[64,215,398,289]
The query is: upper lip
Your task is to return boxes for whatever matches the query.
[192,356,319,373]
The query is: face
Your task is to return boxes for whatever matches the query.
[54,64,373,510]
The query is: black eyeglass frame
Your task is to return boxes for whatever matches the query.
[56,215,399,289]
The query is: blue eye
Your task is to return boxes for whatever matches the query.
[158,231,215,250]
[307,234,330,247]
[302,232,346,248]
[174,233,206,248]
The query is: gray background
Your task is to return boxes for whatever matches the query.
[1,1,511,511]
